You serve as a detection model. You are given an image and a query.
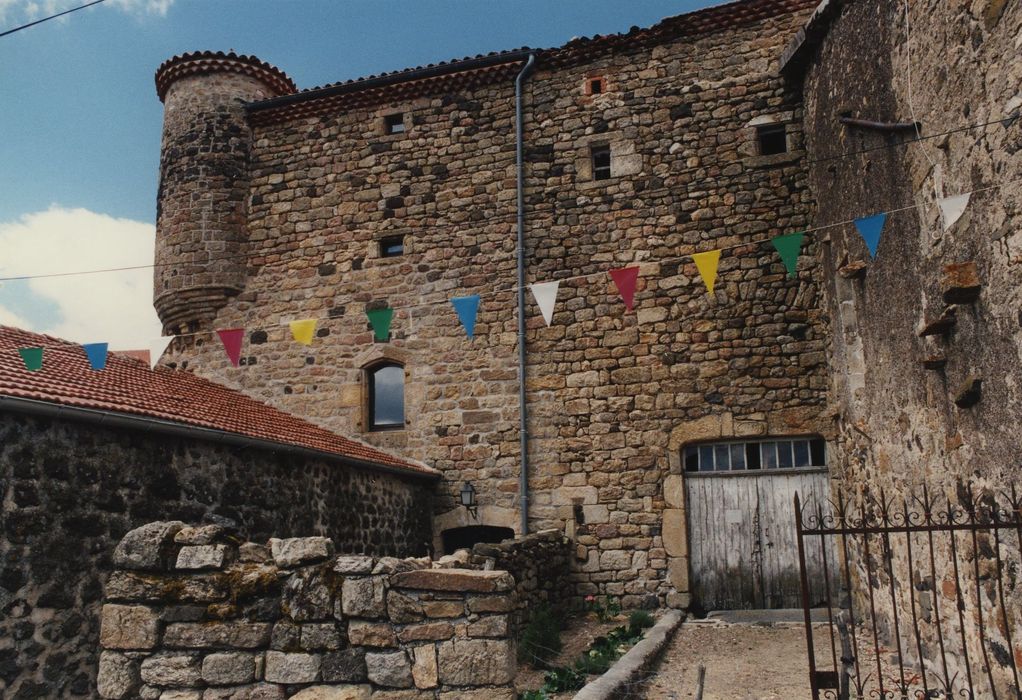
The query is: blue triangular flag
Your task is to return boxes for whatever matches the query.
[450,295,481,339]
[82,342,108,371]
[853,213,887,258]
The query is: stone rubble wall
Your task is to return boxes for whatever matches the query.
[157,3,829,608]
[797,0,1021,692]
[98,522,518,700]
[0,412,433,699]
[468,529,576,624]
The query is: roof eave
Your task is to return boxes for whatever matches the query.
[780,0,844,77]
[0,394,439,481]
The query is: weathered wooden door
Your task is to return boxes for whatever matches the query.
[682,438,834,610]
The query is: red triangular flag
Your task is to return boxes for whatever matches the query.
[609,266,640,311]
[216,328,245,367]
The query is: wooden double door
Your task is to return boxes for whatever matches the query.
[685,467,832,610]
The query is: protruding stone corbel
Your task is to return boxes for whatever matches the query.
[941,262,981,304]
[918,305,957,337]
[838,260,868,279]
[953,375,982,408]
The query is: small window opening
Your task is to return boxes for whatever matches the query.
[367,362,404,431]
[384,113,405,135]
[590,78,603,95]
[379,235,405,258]
[756,123,788,156]
[684,437,826,473]
[591,144,612,181]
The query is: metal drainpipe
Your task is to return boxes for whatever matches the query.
[515,53,537,536]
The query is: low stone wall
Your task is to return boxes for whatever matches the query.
[98,522,517,699]
[470,529,574,624]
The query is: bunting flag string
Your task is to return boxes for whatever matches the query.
[853,213,887,259]
[289,319,318,346]
[450,296,481,339]
[692,249,721,294]
[18,347,43,371]
[366,307,394,342]
[82,342,108,371]
[938,193,970,231]
[530,281,559,326]
[216,328,245,367]
[149,335,175,370]
[771,233,805,278]
[609,267,640,311]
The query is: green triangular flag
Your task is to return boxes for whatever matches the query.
[366,307,394,342]
[18,347,43,371]
[771,232,805,278]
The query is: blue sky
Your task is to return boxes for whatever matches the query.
[0,0,707,347]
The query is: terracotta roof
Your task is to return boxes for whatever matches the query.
[0,326,435,478]
[242,0,816,125]
[155,51,297,102]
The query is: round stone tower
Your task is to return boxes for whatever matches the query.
[153,51,295,334]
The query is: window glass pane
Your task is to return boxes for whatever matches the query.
[730,443,746,470]
[778,440,794,468]
[793,440,811,467]
[372,365,404,428]
[746,443,761,470]
[761,442,778,469]
[714,445,731,470]
[699,445,715,471]
[810,438,826,466]
[380,236,404,257]
[684,446,699,472]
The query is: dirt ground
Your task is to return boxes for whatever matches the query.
[640,620,832,700]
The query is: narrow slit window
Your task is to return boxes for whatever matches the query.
[590,78,603,94]
[379,235,405,258]
[384,113,405,135]
[591,144,612,181]
[756,123,787,156]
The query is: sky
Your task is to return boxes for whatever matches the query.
[0,0,707,348]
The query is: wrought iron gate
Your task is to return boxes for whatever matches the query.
[795,486,1022,700]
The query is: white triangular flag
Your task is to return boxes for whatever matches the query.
[529,281,560,326]
[148,336,175,370]
[938,193,971,231]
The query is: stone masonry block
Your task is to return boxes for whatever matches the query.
[390,569,513,593]
[177,544,229,570]
[288,686,372,700]
[139,653,202,687]
[100,604,160,650]
[347,620,398,647]
[365,650,413,688]
[411,645,438,689]
[341,575,387,618]
[264,651,321,684]
[437,638,514,686]
[163,622,271,649]
[113,521,185,571]
[270,537,334,567]
[322,649,367,683]
[97,651,141,699]
[201,652,256,685]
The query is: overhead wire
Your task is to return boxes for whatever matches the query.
[0,0,106,38]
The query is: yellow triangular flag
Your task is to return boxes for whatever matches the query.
[692,249,722,294]
[289,319,318,346]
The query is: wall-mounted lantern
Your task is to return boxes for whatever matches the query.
[459,481,478,518]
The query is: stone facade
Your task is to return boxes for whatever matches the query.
[785,0,1021,691]
[97,523,518,699]
[0,412,433,699]
[153,0,831,607]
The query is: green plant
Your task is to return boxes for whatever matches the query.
[517,603,564,668]
[519,690,548,700]
[543,665,586,692]
[573,644,616,675]
[628,609,655,635]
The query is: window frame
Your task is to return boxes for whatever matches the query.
[379,234,405,258]
[684,436,826,475]
[366,361,405,432]
[591,144,612,181]
[383,112,406,135]
[755,123,788,156]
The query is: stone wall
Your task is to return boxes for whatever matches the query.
[98,523,517,699]
[156,1,830,606]
[0,412,434,699]
[469,529,575,623]
[791,0,1021,692]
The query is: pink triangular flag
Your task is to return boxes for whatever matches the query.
[609,267,640,312]
[216,328,245,367]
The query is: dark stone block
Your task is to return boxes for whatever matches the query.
[322,648,367,682]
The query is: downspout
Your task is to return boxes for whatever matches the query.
[515,53,537,536]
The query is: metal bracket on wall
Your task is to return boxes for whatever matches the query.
[839,116,921,132]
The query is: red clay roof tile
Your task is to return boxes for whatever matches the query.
[0,326,435,478]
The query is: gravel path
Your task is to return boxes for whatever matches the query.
[640,620,832,700]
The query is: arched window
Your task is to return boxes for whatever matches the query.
[367,362,404,431]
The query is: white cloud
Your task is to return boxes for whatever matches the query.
[0,0,173,25]
[0,207,163,350]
